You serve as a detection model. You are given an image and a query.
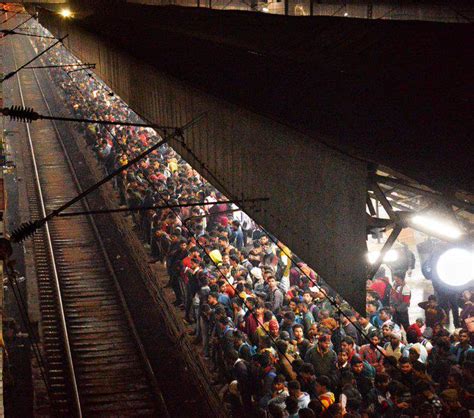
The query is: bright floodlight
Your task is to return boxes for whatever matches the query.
[262,7,269,13]
[60,8,72,18]
[411,214,463,240]
[436,248,474,287]
[368,249,398,264]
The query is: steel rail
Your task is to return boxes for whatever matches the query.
[29,42,169,417]
[9,37,83,417]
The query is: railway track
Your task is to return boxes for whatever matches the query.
[8,33,167,417]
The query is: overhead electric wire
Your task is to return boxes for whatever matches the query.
[10,127,199,242]
[23,63,94,70]
[9,12,35,32]
[57,198,269,217]
[1,104,187,131]
[0,30,56,39]
[0,35,68,82]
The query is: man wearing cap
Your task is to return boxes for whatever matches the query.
[384,331,405,361]
[304,335,337,378]
[268,319,280,339]
[441,388,470,417]
[403,342,428,364]
[250,267,265,297]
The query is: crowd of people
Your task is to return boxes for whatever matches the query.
[34,22,474,417]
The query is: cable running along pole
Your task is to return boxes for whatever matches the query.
[1,105,183,131]
[57,198,269,217]
[0,35,68,82]
[10,114,204,243]
[0,30,56,39]
[23,63,95,70]
[10,12,35,32]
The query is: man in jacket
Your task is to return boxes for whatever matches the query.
[304,335,336,378]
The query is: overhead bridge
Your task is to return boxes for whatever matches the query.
[25,2,473,312]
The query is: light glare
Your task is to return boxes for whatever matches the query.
[262,7,269,13]
[436,248,474,287]
[368,249,398,264]
[60,8,72,18]
[411,214,463,240]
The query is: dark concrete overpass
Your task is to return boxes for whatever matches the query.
[21,1,474,311]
